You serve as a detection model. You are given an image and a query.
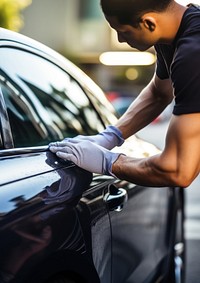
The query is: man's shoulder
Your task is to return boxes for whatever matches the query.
[181,4,200,36]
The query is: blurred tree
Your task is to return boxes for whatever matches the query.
[0,0,31,31]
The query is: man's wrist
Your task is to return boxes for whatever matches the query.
[101,125,124,149]
[111,154,125,177]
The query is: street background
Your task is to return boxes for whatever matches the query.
[137,120,200,283]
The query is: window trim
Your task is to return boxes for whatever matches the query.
[0,78,14,149]
[0,145,48,157]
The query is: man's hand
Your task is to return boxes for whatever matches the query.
[49,140,122,175]
[55,125,124,150]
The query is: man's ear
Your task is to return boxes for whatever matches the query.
[141,16,156,32]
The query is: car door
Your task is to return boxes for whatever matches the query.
[105,137,182,283]
[107,179,169,283]
[0,147,114,282]
[0,43,115,282]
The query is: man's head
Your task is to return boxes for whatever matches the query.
[100,0,183,51]
[100,0,173,27]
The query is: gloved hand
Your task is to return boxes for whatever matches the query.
[49,140,122,176]
[60,125,124,150]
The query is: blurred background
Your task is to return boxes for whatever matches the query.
[2,0,197,118]
[1,0,199,118]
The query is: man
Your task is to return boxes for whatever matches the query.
[50,0,200,188]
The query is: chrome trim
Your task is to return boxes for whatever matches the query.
[0,145,48,157]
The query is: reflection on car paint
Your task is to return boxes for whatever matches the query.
[0,152,93,282]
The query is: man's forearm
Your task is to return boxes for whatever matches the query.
[115,78,173,139]
[112,154,185,188]
[115,94,166,139]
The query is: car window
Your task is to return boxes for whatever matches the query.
[0,48,105,148]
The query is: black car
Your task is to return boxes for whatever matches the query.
[0,28,185,283]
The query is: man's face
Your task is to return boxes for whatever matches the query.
[106,16,156,51]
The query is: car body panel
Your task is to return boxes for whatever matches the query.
[0,151,109,283]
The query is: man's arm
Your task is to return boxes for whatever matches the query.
[113,113,200,187]
[49,113,200,187]
[116,74,173,139]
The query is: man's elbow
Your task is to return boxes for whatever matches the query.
[170,172,197,188]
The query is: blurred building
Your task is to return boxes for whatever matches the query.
[21,0,108,55]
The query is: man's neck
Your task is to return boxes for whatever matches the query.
[158,2,188,44]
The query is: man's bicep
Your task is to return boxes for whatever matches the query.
[153,75,173,102]
[162,113,200,183]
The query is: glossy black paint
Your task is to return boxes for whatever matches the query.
[0,152,94,280]
[0,28,185,283]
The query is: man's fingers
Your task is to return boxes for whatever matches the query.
[49,144,77,163]
[49,139,81,149]
[49,141,68,148]
[49,145,61,153]
[49,145,69,153]
[56,151,76,163]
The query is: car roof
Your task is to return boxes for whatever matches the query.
[0,27,60,59]
[0,27,85,79]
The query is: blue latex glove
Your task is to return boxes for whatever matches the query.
[61,125,124,150]
[49,140,122,176]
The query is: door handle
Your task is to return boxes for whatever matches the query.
[104,184,128,212]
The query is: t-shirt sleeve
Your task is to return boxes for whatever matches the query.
[172,35,200,115]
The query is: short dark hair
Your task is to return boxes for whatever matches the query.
[100,0,173,26]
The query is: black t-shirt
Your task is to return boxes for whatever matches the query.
[155,4,200,115]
